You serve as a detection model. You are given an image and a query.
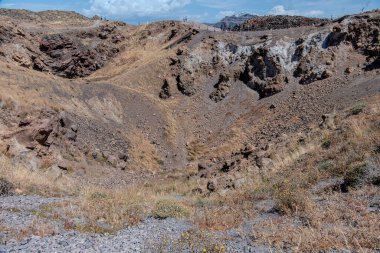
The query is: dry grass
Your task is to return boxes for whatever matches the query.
[195,206,244,231]
[0,155,76,196]
[124,127,161,172]
[0,92,378,251]
[255,186,380,252]
[0,219,58,242]
[251,97,379,251]
[70,177,200,232]
[192,96,380,251]
[0,154,199,233]
[152,199,191,219]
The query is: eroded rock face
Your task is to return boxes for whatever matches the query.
[238,15,328,31]
[294,58,331,85]
[176,75,196,96]
[37,26,122,78]
[347,15,380,70]
[0,20,125,78]
[159,79,172,100]
[324,26,348,47]
[0,104,130,174]
[209,74,231,102]
[240,48,284,98]
[323,14,380,70]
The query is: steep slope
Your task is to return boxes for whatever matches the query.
[0,8,379,252]
[0,9,379,184]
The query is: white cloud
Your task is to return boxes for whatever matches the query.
[269,5,297,15]
[268,5,324,17]
[216,10,235,19]
[84,0,191,17]
[305,10,324,16]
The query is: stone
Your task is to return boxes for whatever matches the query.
[209,74,231,102]
[319,114,336,130]
[70,124,78,133]
[159,79,171,99]
[0,178,13,196]
[322,69,333,79]
[118,153,129,162]
[45,165,64,181]
[57,159,68,171]
[176,75,196,96]
[59,112,72,128]
[34,125,53,146]
[107,155,118,167]
[345,67,353,74]
[324,25,348,47]
[207,181,216,192]
[191,187,203,194]
[197,163,208,171]
[221,160,236,172]
[233,178,246,189]
[256,158,274,169]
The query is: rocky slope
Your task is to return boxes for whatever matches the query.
[237,15,329,31]
[0,8,379,252]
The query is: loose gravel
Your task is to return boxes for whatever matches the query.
[0,195,270,253]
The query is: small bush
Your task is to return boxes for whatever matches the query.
[274,182,311,215]
[317,160,335,171]
[321,139,331,149]
[375,145,380,154]
[349,104,365,116]
[0,178,13,196]
[152,200,190,219]
[341,164,366,192]
[90,192,108,200]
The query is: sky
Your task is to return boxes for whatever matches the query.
[0,0,379,24]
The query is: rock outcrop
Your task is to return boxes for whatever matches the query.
[238,15,328,31]
[0,19,125,78]
[240,48,284,98]
[209,74,232,102]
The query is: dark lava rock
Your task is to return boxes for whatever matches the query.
[238,15,328,31]
[159,79,171,99]
[209,74,231,102]
[0,178,13,196]
[176,75,196,96]
[324,26,348,47]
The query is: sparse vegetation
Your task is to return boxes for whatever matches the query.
[349,103,366,116]
[0,6,380,251]
[152,199,191,219]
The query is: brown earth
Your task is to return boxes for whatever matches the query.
[0,8,379,251]
[0,8,379,185]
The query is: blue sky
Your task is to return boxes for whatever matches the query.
[0,0,379,24]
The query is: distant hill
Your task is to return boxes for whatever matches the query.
[0,8,89,22]
[237,15,329,31]
[211,13,257,30]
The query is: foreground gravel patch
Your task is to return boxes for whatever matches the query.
[0,195,61,210]
[0,218,191,253]
[0,195,271,252]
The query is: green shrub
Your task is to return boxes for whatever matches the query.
[321,139,332,149]
[317,160,335,171]
[152,200,190,219]
[341,164,366,191]
[349,104,366,116]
